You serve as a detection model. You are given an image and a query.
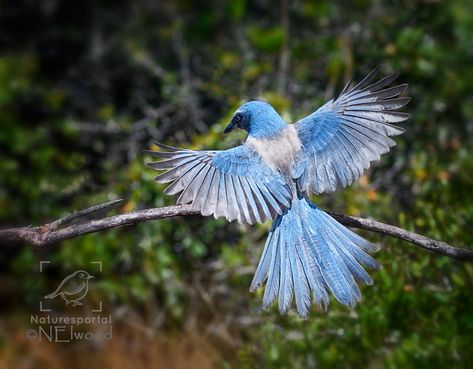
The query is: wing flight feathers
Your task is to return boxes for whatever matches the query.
[146,143,292,224]
[295,69,410,194]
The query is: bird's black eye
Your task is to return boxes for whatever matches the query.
[233,113,242,124]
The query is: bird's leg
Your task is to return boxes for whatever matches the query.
[60,294,70,305]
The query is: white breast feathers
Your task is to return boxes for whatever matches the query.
[246,124,302,172]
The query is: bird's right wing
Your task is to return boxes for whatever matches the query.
[146,143,292,224]
[294,68,410,194]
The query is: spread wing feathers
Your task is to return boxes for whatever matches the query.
[145,142,292,224]
[295,68,410,194]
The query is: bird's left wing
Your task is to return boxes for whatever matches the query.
[146,143,292,224]
[294,68,410,194]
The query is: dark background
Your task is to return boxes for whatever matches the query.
[0,0,472,368]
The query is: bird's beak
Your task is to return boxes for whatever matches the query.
[223,121,235,134]
[88,275,95,279]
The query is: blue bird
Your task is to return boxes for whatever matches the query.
[146,69,410,318]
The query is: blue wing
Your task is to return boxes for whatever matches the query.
[146,143,292,224]
[294,69,410,194]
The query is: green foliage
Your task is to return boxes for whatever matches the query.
[247,26,284,52]
[1,0,472,368]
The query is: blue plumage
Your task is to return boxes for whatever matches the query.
[146,69,410,317]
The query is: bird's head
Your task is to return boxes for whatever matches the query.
[224,101,286,138]
[76,270,95,280]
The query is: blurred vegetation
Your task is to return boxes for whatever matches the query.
[1,0,472,368]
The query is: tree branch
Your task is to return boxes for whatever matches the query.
[0,200,471,261]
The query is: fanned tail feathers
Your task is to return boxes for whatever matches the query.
[250,197,380,318]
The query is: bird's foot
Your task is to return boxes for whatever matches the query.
[72,301,83,306]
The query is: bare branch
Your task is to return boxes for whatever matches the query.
[0,202,471,261]
[327,212,473,261]
[49,199,125,230]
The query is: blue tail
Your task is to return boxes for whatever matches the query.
[250,196,380,318]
